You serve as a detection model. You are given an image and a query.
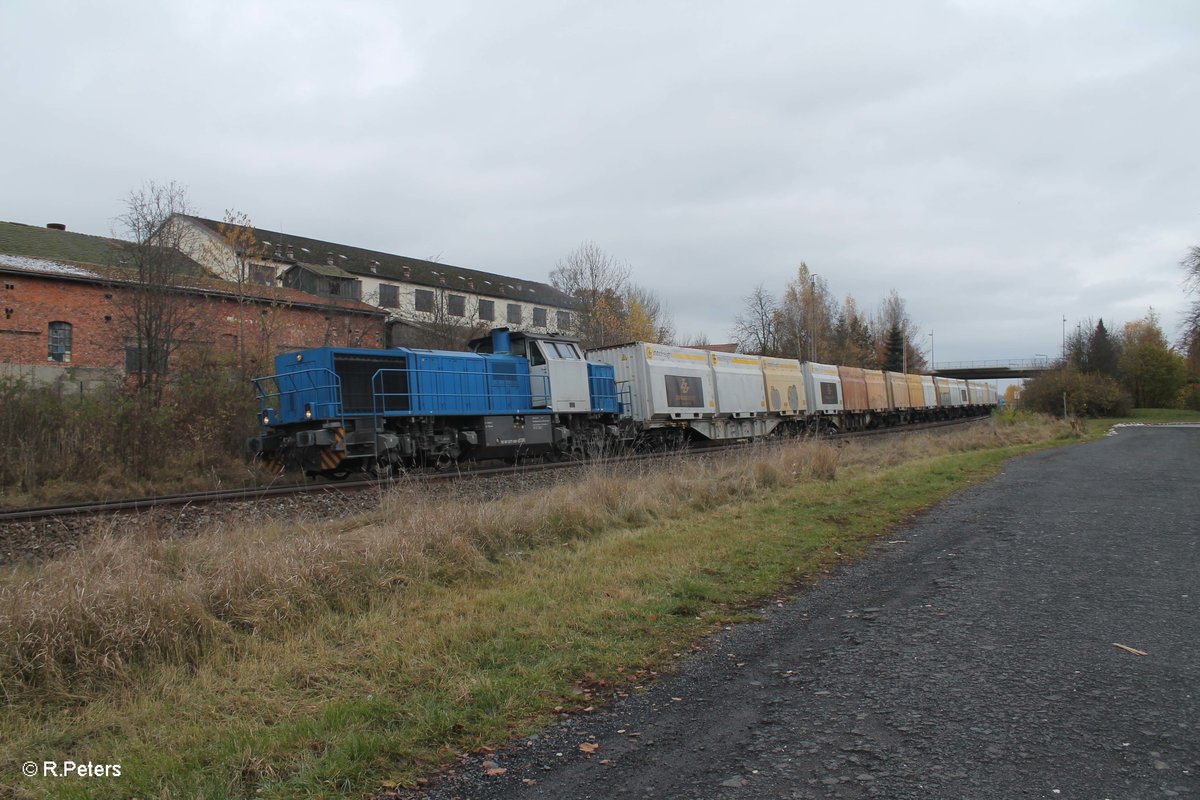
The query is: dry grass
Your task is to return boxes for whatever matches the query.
[0,413,1079,799]
[0,415,1068,703]
[1,445,839,700]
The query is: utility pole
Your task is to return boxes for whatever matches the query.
[809,273,817,363]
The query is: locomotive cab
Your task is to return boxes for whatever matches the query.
[471,328,592,414]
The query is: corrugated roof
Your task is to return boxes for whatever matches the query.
[179,214,574,309]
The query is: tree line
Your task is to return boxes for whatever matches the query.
[550,244,929,376]
[1022,247,1200,415]
[732,263,927,371]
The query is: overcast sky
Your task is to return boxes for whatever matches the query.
[2,0,1197,363]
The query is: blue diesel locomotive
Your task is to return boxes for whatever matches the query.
[250,328,621,476]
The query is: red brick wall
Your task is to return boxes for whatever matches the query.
[0,273,385,376]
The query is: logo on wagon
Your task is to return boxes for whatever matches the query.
[665,374,704,408]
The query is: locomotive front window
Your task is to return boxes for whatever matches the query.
[528,342,546,366]
[546,342,580,359]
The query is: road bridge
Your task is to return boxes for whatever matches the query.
[931,358,1056,379]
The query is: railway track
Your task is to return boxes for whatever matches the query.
[0,416,985,524]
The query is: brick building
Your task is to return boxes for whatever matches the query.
[0,222,386,390]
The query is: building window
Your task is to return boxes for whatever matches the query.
[556,310,571,330]
[250,264,275,286]
[124,344,144,373]
[507,303,522,324]
[532,307,547,327]
[478,299,495,321]
[415,288,434,313]
[48,321,71,362]
[379,284,399,308]
[448,294,466,317]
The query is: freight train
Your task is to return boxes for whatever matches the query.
[249,327,998,477]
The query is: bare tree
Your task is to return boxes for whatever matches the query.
[1182,246,1200,370]
[777,263,837,361]
[550,241,674,346]
[871,289,926,372]
[624,283,675,344]
[112,181,206,399]
[732,284,781,355]
[550,241,631,348]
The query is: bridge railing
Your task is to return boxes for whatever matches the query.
[933,358,1057,371]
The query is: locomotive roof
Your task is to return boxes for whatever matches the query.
[468,327,582,351]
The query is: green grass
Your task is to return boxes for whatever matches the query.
[1126,407,1200,422]
[1073,407,1200,436]
[0,421,1072,799]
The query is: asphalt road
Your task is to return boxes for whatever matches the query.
[422,426,1199,800]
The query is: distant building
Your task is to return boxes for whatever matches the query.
[0,221,385,390]
[169,214,576,349]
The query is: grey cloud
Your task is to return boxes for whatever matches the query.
[1,0,1196,362]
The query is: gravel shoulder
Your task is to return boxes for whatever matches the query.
[420,426,1199,800]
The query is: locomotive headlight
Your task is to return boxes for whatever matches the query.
[261,410,270,425]
[304,403,313,420]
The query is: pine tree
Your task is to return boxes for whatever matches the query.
[883,325,905,372]
[1087,319,1120,376]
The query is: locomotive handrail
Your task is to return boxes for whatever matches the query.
[252,368,346,429]
[589,374,621,412]
[614,380,634,418]
[368,367,553,418]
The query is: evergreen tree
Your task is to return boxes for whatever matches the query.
[1086,319,1120,376]
[883,325,905,372]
